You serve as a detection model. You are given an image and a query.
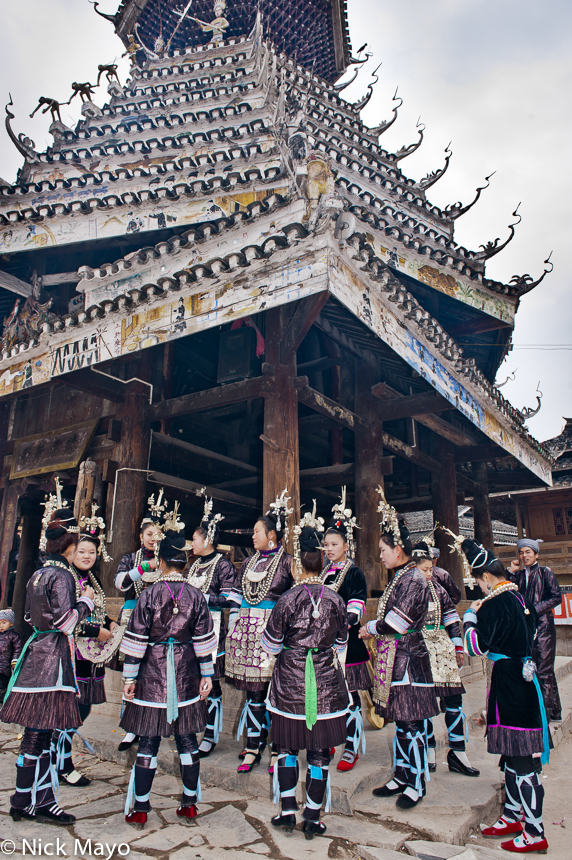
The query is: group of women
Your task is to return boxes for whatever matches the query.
[0,477,554,853]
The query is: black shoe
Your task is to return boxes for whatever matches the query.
[302,820,327,840]
[428,762,436,773]
[447,749,480,777]
[35,804,76,825]
[60,769,91,787]
[118,735,139,752]
[271,813,296,833]
[550,715,562,723]
[10,807,35,821]
[396,793,421,809]
[372,782,403,797]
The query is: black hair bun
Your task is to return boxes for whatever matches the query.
[461,537,497,570]
[46,509,77,541]
[299,525,321,554]
[159,528,187,561]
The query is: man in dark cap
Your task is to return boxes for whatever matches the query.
[508,539,562,722]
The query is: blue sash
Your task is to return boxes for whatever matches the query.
[240,599,276,610]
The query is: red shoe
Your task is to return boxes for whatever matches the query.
[501,833,548,854]
[337,752,358,772]
[482,817,523,838]
[125,811,147,826]
[176,805,198,819]
[329,747,336,757]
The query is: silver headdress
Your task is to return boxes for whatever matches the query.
[147,490,185,563]
[39,477,80,551]
[266,488,294,543]
[293,500,325,576]
[376,485,403,548]
[79,502,112,562]
[438,525,476,587]
[198,487,225,547]
[330,486,359,558]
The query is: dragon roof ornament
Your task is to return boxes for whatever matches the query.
[389,117,425,163]
[415,143,452,192]
[473,204,521,262]
[509,252,554,295]
[443,172,495,220]
[368,87,403,138]
[350,63,381,112]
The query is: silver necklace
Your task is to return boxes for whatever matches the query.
[187,553,221,593]
[243,546,284,605]
[321,559,352,593]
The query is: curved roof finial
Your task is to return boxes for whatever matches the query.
[5,94,39,165]
[89,1,118,24]
[415,142,452,191]
[368,87,403,137]
[495,368,517,389]
[348,43,370,66]
[334,50,372,92]
[389,117,425,162]
[509,251,554,295]
[443,172,495,220]
[520,382,543,420]
[350,63,381,111]
[474,204,521,262]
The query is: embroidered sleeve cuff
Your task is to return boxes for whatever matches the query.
[78,596,95,610]
[451,636,463,649]
[122,664,139,680]
[129,567,142,583]
[366,620,377,636]
[120,630,149,658]
[334,632,349,652]
[347,598,365,619]
[199,657,214,677]
[261,630,284,655]
[463,609,478,623]
[443,609,460,627]
[385,608,410,635]
[192,630,218,656]
[464,627,485,657]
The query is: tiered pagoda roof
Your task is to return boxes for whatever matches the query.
[0,2,554,486]
[545,419,572,488]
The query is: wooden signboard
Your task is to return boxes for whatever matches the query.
[10,420,98,479]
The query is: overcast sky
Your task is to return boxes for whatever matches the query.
[1,0,570,444]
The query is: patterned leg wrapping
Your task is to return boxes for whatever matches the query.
[237,697,267,750]
[203,696,223,745]
[51,729,75,775]
[394,721,427,801]
[516,770,545,838]
[503,766,524,822]
[344,691,365,756]
[303,750,331,822]
[425,718,436,749]
[444,694,467,752]
[175,734,200,805]
[13,730,58,812]
[275,749,299,812]
[125,736,160,814]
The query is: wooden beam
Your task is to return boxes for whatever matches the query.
[473,461,494,547]
[371,386,454,421]
[455,471,481,495]
[296,378,364,432]
[297,355,341,375]
[147,376,269,422]
[42,272,81,287]
[152,431,261,474]
[296,378,442,474]
[280,292,329,364]
[371,381,475,447]
[0,269,32,298]
[454,444,506,463]
[61,368,127,403]
[148,473,261,511]
[448,316,512,338]
[300,462,355,485]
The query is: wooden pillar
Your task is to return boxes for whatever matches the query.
[12,496,42,638]
[355,364,384,593]
[102,382,151,592]
[262,308,300,552]
[514,498,524,539]
[0,481,21,607]
[432,438,464,590]
[473,461,494,548]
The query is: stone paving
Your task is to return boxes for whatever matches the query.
[0,661,569,860]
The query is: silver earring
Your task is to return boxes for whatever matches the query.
[268,540,274,550]
[487,582,492,593]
